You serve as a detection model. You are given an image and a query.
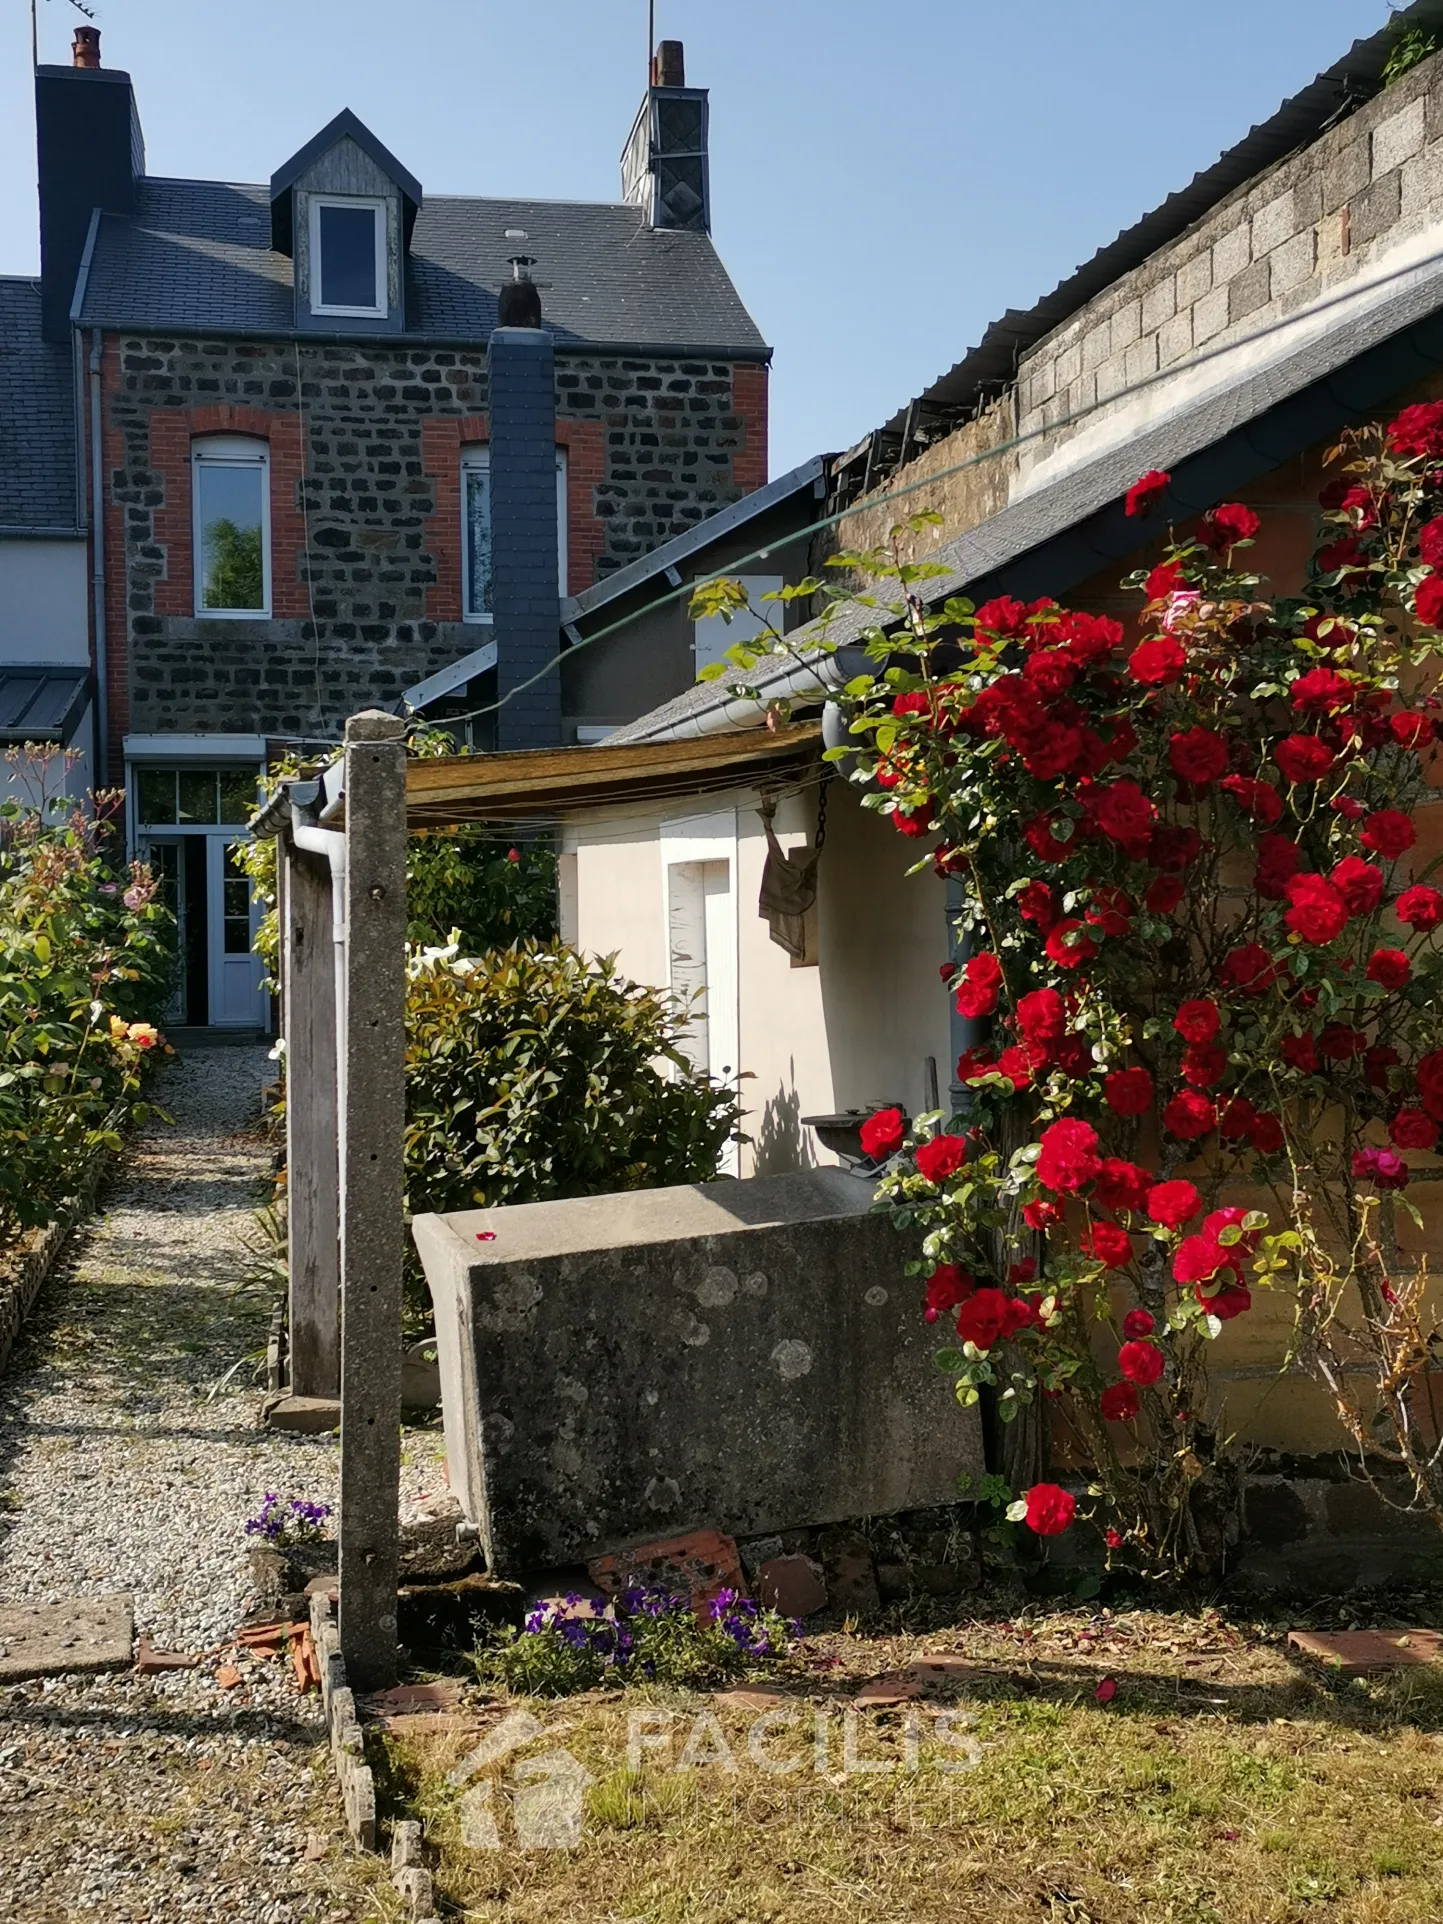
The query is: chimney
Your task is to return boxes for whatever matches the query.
[621,37,711,235]
[35,35,144,341]
[489,263,560,749]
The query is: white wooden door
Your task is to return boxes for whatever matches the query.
[208,838,267,1028]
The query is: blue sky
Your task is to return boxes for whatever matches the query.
[0,0,1400,472]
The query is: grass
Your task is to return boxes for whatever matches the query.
[368,1596,1443,1923]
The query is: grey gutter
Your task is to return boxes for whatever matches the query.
[561,455,826,626]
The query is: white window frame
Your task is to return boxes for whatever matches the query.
[461,446,569,624]
[660,809,740,1176]
[308,195,388,319]
[192,436,271,619]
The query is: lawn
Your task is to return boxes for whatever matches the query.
[367,1593,1443,1923]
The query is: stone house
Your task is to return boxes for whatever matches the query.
[400,10,1443,1496]
[24,28,769,1025]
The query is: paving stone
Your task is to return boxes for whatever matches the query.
[0,1593,133,1681]
[1287,1628,1443,1672]
[852,1676,923,1708]
[714,1685,792,1710]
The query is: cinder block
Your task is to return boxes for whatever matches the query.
[1109,299,1141,354]
[1212,223,1253,286]
[1373,98,1427,177]
[1141,277,1177,334]
[1176,251,1213,307]
[1192,285,1231,346]
[1269,228,1318,296]
[1351,170,1402,248]
[1158,309,1194,366]
[1250,189,1298,257]
[1321,138,1371,215]
[1228,258,1272,324]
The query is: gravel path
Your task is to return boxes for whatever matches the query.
[0,1046,396,1923]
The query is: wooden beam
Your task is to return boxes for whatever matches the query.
[281,835,340,1398]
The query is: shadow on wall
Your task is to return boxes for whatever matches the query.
[752,1067,815,1177]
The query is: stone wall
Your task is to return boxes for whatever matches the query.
[98,334,767,758]
[1016,47,1443,468]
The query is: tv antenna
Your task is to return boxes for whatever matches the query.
[32,0,99,73]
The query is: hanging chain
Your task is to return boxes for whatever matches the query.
[814,769,832,854]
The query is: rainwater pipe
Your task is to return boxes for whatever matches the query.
[88,326,109,785]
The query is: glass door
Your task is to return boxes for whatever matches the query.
[207,839,267,1029]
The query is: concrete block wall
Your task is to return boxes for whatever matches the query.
[1017,48,1443,463]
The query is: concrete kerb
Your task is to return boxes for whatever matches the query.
[309,1591,441,1920]
[0,1102,127,1377]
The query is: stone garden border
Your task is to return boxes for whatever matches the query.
[0,1107,125,1377]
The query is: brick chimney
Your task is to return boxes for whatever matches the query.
[35,33,144,340]
[621,38,711,234]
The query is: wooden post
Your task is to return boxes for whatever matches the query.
[281,828,341,1398]
[338,710,407,1690]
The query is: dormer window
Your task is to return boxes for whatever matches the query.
[309,196,386,317]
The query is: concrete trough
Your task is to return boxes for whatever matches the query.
[412,1169,983,1575]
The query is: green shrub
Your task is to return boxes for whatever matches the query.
[404,941,739,1222]
[0,768,174,1246]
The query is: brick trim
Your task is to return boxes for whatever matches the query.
[149,404,308,621]
[420,414,606,620]
[732,364,770,496]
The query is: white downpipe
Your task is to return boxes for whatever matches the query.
[291,815,348,1156]
[88,328,109,785]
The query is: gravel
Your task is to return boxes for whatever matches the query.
[0,1042,434,1922]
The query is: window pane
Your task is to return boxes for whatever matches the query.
[197,461,265,611]
[319,203,379,310]
[137,767,176,824]
[218,768,258,824]
[178,769,218,824]
[464,463,493,618]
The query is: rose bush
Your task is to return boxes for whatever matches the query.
[0,760,173,1248]
[727,407,1443,1573]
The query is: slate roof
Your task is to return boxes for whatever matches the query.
[0,278,79,532]
[866,0,1443,445]
[75,177,768,354]
[611,247,1443,743]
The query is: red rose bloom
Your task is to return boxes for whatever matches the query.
[1093,780,1158,856]
[1274,734,1335,785]
[1284,874,1350,944]
[1291,666,1359,715]
[1036,1117,1102,1194]
[1365,1044,1402,1089]
[1398,884,1443,930]
[1254,834,1302,900]
[1144,558,1185,599]
[1022,1197,1064,1230]
[956,1047,997,1084]
[1123,1307,1156,1339]
[1391,1107,1439,1150]
[1390,710,1435,749]
[1220,942,1281,995]
[973,595,1040,639]
[1319,1023,1365,1061]
[1083,1222,1134,1269]
[1352,1146,1410,1191]
[1249,1111,1285,1153]
[1199,502,1260,551]
[1329,856,1385,917]
[1100,1381,1140,1422]
[1415,572,1443,628]
[1017,987,1067,1053]
[1016,880,1057,930]
[1146,1180,1202,1230]
[1148,824,1202,873]
[1164,1091,1216,1139]
[1218,1095,1256,1139]
[1281,1032,1319,1074]
[1174,999,1221,1044]
[1368,948,1411,991]
[1360,809,1416,859]
[1181,1043,1227,1088]
[892,690,931,718]
[1045,919,1099,970]
[1023,812,1080,864]
[1197,1281,1252,1321]
[1169,726,1229,786]
[1221,774,1283,825]
[1104,1066,1154,1116]
[1022,1483,1076,1536]
[1118,1339,1166,1386]
[1125,469,1171,517]
[860,1107,905,1159]
[954,951,1004,1019]
[1085,886,1133,939]
[997,1046,1036,1089]
[892,803,934,838]
[956,1287,1012,1350]
[1417,1048,1443,1120]
[1144,875,1185,913]
[1418,517,1443,566]
[924,1264,973,1322]
[1094,1158,1152,1213]
[1128,636,1187,686]
[915,1133,969,1185]
[1388,400,1443,458]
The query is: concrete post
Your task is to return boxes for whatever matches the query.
[338,709,407,1689]
[281,830,341,1397]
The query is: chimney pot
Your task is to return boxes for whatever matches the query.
[72,26,101,68]
[652,39,685,86]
